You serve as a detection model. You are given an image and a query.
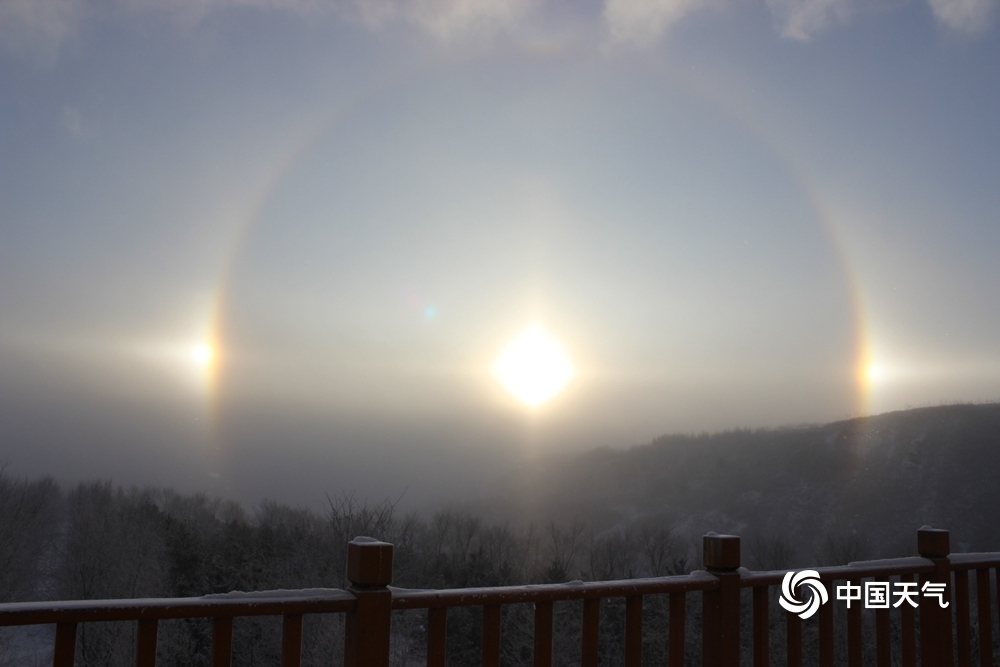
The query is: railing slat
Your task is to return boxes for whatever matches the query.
[818,581,833,667]
[786,611,802,667]
[281,613,303,667]
[996,566,1000,667]
[581,598,600,667]
[53,621,77,667]
[624,595,642,667]
[900,574,917,667]
[920,571,944,666]
[135,618,158,667]
[996,566,1000,651]
[482,604,501,667]
[533,601,553,667]
[752,586,768,667]
[669,592,685,667]
[976,568,992,667]
[956,569,971,667]
[875,607,890,667]
[847,578,862,667]
[211,616,233,667]
[427,607,447,667]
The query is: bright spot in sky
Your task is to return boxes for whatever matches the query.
[866,364,886,383]
[190,343,214,368]
[494,325,574,407]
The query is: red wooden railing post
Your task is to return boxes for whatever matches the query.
[702,533,741,667]
[344,537,393,667]
[918,527,953,667]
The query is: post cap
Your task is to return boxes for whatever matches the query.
[703,533,741,570]
[347,537,393,586]
[917,527,950,558]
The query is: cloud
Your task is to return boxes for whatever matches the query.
[0,0,87,61]
[927,0,995,31]
[345,0,532,40]
[764,0,854,40]
[1,0,995,61]
[113,0,534,39]
[602,0,719,46]
[0,0,534,58]
[601,0,857,45]
[60,106,85,138]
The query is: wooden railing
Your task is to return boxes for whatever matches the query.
[1,527,997,666]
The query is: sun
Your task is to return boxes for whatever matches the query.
[190,342,214,367]
[865,363,886,383]
[494,325,574,407]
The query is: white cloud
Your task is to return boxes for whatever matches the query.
[765,0,853,40]
[928,0,995,31]
[603,0,719,46]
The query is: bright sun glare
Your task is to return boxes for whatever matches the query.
[190,343,214,368]
[866,364,886,383]
[494,325,573,407]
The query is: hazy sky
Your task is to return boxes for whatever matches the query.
[1,0,998,508]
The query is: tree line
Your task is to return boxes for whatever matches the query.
[0,470,694,667]
[0,467,938,667]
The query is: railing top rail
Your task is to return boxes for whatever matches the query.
[739,557,936,587]
[739,551,1000,588]
[7,532,1000,629]
[950,553,1000,569]
[0,588,356,627]
[390,571,719,610]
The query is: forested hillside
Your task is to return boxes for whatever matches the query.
[497,403,1000,567]
[0,477,687,666]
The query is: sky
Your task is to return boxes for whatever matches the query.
[0,0,998,509]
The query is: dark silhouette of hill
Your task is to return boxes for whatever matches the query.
[496,403,1000,567]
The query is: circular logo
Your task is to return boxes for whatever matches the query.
[778,570,829,619]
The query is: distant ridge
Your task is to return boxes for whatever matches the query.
[498,403,1000,566]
